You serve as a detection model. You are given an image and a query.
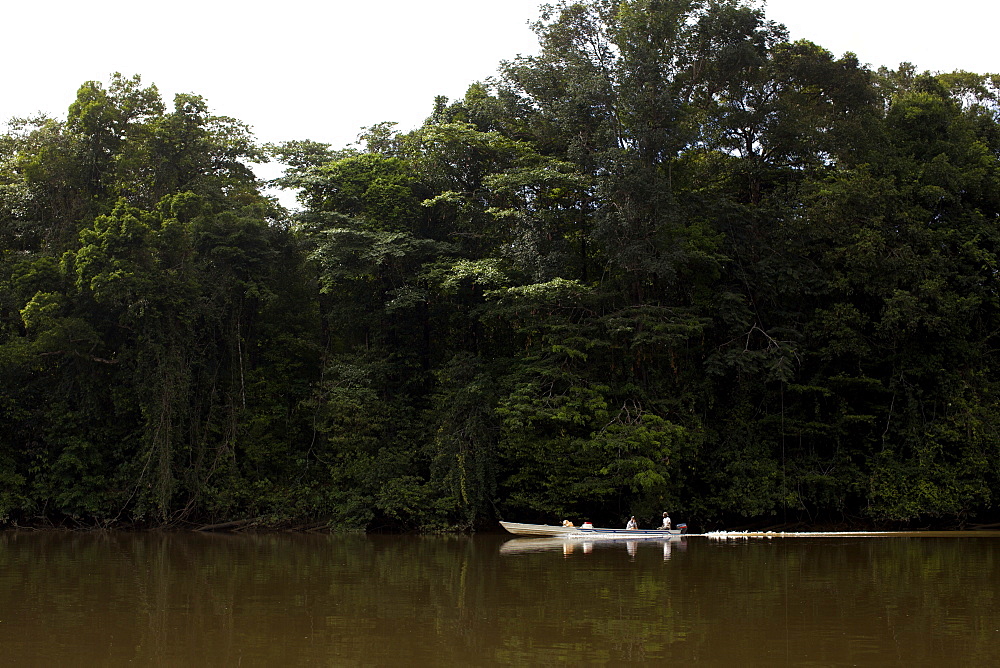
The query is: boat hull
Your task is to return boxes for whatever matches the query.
[500,521,683,538]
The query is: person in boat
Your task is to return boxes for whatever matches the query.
[581,520,593,529]
[626,516,638,530]
[661,512,671,530]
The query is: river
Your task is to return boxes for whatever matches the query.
[1,530,997,665]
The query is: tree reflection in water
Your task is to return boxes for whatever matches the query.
[0,531,997,665]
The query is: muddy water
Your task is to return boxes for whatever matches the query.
[1,530,997,665]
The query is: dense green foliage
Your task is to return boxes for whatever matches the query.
[3,1,1000,530]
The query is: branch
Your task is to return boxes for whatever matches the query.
[37,350,118,364]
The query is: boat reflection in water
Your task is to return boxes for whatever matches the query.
[500,535,685,560]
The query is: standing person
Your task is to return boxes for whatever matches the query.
[626,516,638,530]
[661,512,671,530]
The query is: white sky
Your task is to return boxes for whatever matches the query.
[2,0,996,160]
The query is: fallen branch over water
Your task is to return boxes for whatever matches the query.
[194,518,262,532]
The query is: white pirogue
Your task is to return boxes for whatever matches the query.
[500,521,686,539]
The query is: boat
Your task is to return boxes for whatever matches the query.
[499,521,686,539]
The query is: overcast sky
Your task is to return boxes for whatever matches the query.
[3,0,996,154]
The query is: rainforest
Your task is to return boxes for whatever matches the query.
[2,0,999,531]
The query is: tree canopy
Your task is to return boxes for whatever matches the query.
[3,2,1000,531]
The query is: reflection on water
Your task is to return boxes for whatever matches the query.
[1,530,998,665]
[499,536,685,560]
[501,535,693,563]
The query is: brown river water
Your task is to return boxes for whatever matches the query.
[1,530,998,666]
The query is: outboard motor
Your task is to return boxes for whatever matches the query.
[677,523,688,534]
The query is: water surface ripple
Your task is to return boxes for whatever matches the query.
[1,530,997,666]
